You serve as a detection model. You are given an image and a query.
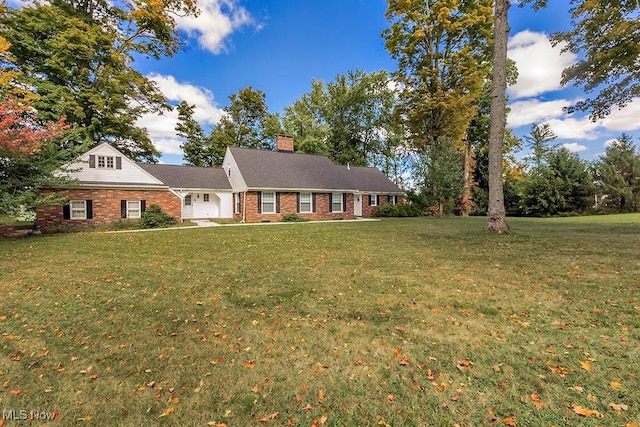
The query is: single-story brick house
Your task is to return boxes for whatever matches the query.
[223,136,404,223]
[37,136,404,230]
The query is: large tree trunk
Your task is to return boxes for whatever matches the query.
[484,0,510,233]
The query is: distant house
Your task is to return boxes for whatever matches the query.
[37,136,404,230]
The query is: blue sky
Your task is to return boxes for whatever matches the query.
[131,0,640,165]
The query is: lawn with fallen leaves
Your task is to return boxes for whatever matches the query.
[0,215,639,426]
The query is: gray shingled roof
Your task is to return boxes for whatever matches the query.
[229,147,352,191]
[228,147,403,193]
[340,166,404,194]
[138,164,232,190]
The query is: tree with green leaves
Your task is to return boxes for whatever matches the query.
[383,0,494,149]
[175,101,225,167]
[0,0,198,162]
[175,87,281,167]
[215,87,281,151]
[553,1,640,120]
[595,134,640,212]
[524,123,557,172]
[281,83,331,156]
[0,32,76,214]
[283,70,401,169]
[518,147,594,216]
[415,138,465,216]
[383,0,494,212]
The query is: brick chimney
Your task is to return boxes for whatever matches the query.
[276,135,294,152]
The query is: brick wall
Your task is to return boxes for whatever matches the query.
[361,194,405,217]
[232,191,404,223]
[234,191,355,222]
[36,188,181,231]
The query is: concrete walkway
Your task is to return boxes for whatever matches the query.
[191,220,221,227]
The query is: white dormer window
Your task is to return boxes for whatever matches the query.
[97,156,114,168]
[89,154,121,169]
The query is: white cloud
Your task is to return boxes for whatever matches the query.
[148,73,225,125]
[544,117,601,140]
[175,0,257,54]
[561,142,588,153]
[507,31,577,99]
[507,98,573,128]
[136,74,226,158]
[600,98,640,132]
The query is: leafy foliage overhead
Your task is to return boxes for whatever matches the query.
[553,0,640,120]
[0,0,198,162]
[383,0,494,150]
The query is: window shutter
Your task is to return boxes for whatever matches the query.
[312,193,316,213]
[88,155,95,168]
[276,192,281,213]
[296,193,300,213]
[376,195,380,206]
[86,200,93,219]
[343,193,347,211]
[329,193,333,212]
[62,204,70,220]
[115,156,122,169]
[141,200,146,213]
[121,200,127,218]
[257,192,262,214]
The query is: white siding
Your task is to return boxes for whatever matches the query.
[63,143,164,185]
[222,149,247,192]
[218,192,233,218]
[182,192,233,219]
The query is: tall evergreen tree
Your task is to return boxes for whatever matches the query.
[524,123,557,172]
[595,134,640,212]
[518,147,594,216]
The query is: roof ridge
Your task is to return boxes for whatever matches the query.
[229,146,334,160]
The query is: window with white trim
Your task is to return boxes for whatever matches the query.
[299,192,312,213]
[331,192,343,212]
[389,195,398,205]
[184,195,192,206]
[70,200,87,219]
[127,200,141,219]
[369,194,378,206]
[261,191,276,214]
[97,155,115,169]
[203,194,210,202]
[235,193,241,214]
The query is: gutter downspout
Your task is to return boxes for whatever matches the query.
[241,190,247,223]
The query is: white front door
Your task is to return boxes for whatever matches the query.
[183,194,193,218]
[354,193,362,217]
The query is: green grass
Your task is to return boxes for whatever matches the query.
[0,214,34,228]
[1,215,639,426]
